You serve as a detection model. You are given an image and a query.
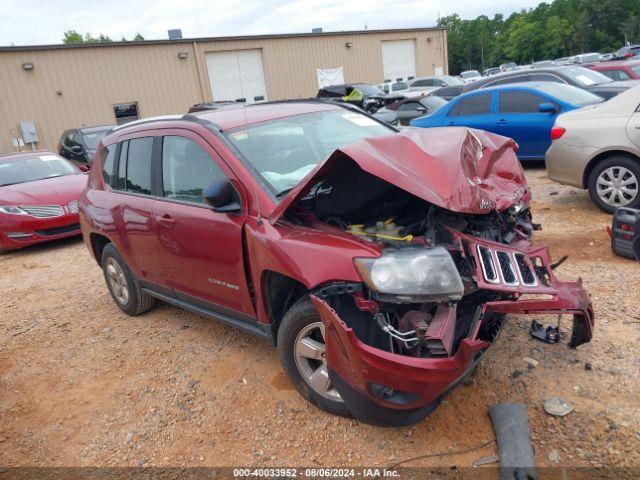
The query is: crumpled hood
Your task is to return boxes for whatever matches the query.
[0,173,87,206]
[270,127,530,221]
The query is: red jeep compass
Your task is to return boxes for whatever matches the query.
[79,101,594,426]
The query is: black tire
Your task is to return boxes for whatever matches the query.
[277,296,352,418]
[587,155,640,213]
[101,243,155,315]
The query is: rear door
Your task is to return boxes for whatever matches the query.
[151,130,256,319]
[110,136,167,286]
[444,92,494,130]
[494,90,559,159]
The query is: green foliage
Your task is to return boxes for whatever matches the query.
[61,31,145,44]
[439,0,640,74]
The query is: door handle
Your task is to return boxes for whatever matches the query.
[448,121,457,125]
[496,118,508,124]
[155,214,176,225]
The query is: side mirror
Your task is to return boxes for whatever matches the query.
[416,106,427,113]
[539,102,557,113]
[71,145,84,154]
[203,178,242,214]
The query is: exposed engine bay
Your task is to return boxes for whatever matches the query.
[284,158,560,360]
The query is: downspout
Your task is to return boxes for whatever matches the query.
[193,41,208,102]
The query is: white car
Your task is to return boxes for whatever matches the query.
[377,81,410,94]
[459,70,482,83]
[408,76,464,92]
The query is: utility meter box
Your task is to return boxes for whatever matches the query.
[19,120,38,144]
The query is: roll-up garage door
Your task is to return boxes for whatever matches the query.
[381,40,416,82]
[205,49,268,104]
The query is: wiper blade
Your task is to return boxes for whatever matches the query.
[276,188,294,198]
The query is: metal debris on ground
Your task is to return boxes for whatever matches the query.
[544,397,574,417]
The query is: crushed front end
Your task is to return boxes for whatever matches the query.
[274,127,594,426]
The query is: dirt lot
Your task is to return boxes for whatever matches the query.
[1,166,639,469]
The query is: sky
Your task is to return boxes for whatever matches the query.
[0,0,541,46]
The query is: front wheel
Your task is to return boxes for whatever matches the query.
[588,156,640,213]
[277,297,352,418]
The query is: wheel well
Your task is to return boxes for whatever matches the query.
[582,150,640,188]
[89,233,111,266]
[262,271,308,343]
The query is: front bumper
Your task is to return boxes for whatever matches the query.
[0,213,81,250]
[313,235,594,426]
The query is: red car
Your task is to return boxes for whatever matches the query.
[586,59,640,81]
[79,102,594,426]
[0,151,87,252]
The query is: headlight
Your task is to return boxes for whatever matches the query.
[354,246,464,303]
[0,206,27,215]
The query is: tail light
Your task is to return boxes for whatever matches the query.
[550,126,566,140]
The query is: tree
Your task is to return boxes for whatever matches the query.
[133,33,145,41]
[62,30,83,44]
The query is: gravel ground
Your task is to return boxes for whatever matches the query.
[1,166,639,469]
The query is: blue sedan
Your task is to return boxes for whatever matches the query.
[410,82,603,160]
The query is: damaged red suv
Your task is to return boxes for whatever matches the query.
[79,102,594,426]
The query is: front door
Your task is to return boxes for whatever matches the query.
[494,90,558,160]
[151,131,256,319]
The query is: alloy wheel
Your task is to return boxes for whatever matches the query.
[105,257,130,305]
[596,166,639,207]
[294,321,342,402]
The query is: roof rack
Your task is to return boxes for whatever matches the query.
[109,115,186,132]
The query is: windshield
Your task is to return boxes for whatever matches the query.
[460,71,480,78]
[535,83,604,106]
[355,84,385,96]
[443,76,464,86]
[392,82,408,91]
[225,110,393,197]
[0,154,77,187]
[82,129,110,150]
[562,66,613,86]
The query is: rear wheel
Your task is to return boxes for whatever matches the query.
[277,297,352,417]
[101,243,155,315]
[588,156,640,213]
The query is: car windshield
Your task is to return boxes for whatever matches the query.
[0,154,77,187]
[82,129,111,150]
[355,84,385,96]
[562,66,613,86]
[420,96,448,110]
[460,71,480,78]
[225,110,393,197]
[535,83,604,106]
[392,82,408,91]
[631,65,640,77]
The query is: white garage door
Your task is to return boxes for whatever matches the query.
[205,49,268,104]
[381,40,416,82]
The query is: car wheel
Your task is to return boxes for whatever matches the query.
[101,243,155,315]
[277,296,352,418]
[588,156,640,213]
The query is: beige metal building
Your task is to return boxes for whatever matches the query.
[0,27,447,153]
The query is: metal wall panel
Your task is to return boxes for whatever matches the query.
[0,29,447,153]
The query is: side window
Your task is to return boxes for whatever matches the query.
[600,70,618,80]
[449,93,492,116]
[412,79,430,87]
[116,140,128,190]
[101,144,117,186]
[161,136,227,204]
[499,91,550,113]
[124,137,153,194]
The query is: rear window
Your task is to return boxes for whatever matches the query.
[534,83,603,106]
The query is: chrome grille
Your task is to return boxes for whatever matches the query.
[496,251,518,285]
[21,205,64,218]
[514,253,537,286]
[477,245,499,283]
[67,200,79,213]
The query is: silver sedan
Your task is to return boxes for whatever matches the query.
[546,85,640,212]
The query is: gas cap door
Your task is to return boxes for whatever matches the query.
[625,111,640,149]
